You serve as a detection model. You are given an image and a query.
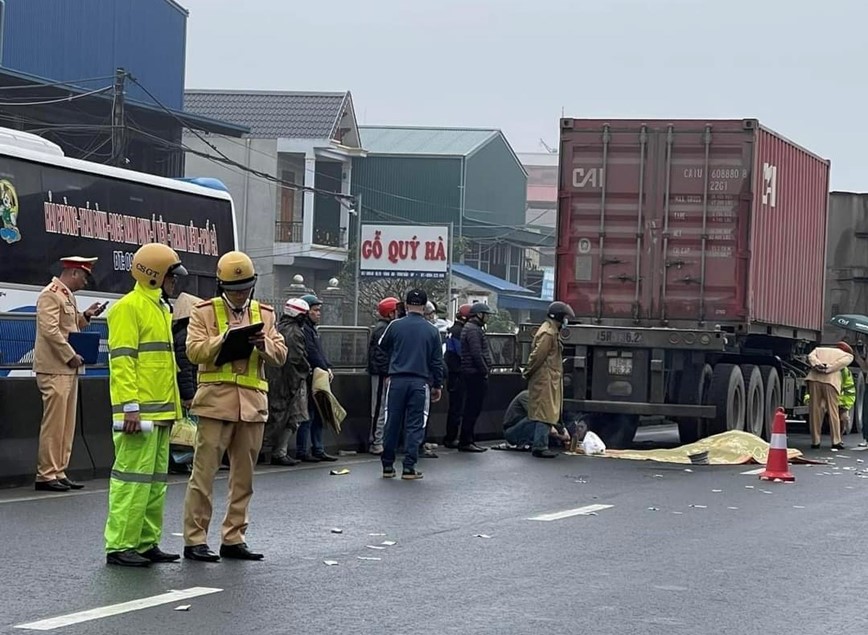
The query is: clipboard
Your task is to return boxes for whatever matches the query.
[214,322,264,366]
[68,332,100,365]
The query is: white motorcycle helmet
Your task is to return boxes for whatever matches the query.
[284,297,310,318]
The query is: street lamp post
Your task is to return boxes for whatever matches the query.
[352,193,362,327]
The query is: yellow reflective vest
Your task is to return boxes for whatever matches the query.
[107,283,182,422]
[197,298,268,391]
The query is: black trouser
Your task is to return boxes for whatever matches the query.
[445,373,465,443]
[460,374,488,445]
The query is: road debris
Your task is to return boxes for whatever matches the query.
[793,505,806,509]
[357,556,382,561]
[689,504,707,509]
[330,528,343,534]
[727,507,739,510]
[745,485,755,489]
[323,560,339,566]
[672,511,684,515]
[712,489,723,493]
[653,474,664,479]
[684,469,693,473]
[174,605,191,612]
[366,545,386,550]
[330,469,351,476]
[647,507,659,512]
[368,533,387,537]
[474,534,493,539]
[381,540,397,546]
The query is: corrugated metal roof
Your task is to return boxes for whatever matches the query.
[452,263,532,294]
[359,126,499,157]
[184,90,350,139]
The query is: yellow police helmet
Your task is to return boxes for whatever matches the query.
[131,243,187,288]
[216,250,257,291]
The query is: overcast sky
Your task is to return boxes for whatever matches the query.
[183,0,867,190]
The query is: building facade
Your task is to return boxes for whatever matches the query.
[183,90,366,301]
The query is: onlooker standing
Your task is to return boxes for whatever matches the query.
[296,294,338,462]
[521,301,575,458]
[443,303,471,449]
[368,297,399,455]
[458,302,494,453]
[265,298,311,465]
[169,292,202,474]
[182,251,287,562]
[33,256,103,492]
[378,289,444,479]
[806,341,855,450]
[104,243,186,567]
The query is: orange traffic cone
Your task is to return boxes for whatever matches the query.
[759,407,795,482]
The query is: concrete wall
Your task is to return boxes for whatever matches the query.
[183,134,280,298]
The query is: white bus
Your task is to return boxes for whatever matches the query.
[0,126,238,312]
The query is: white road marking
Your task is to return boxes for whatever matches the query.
[528,504,613,521]
[740,467,766,475]
[14,587,222,631]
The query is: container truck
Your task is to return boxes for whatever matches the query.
[520,117,837,447]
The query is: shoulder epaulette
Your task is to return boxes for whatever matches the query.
[260,304,274,312]
[195,300,214,308]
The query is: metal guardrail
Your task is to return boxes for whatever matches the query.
[0,313,521,372]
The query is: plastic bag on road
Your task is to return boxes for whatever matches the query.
[581,431,606,455]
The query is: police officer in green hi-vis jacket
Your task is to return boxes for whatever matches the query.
[104,243,187,568]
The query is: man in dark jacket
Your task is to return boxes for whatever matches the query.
[368,297,399,455]
[459,302,494,453]
[443,303,472,448]
[378,288,444,480]
[170,292,201,474]
[296,294,338,462]
[265,298,312,465]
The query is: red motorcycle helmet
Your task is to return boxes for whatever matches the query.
[378,296,400,319]
[456,303,472,321]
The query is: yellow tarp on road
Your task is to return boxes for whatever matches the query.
[572,430,814,465]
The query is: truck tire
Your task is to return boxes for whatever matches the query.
[676,364,713,444]
[707,364,745,435]
[759,366,782,442]
[741,365,765,438]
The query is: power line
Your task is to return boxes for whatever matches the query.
[0,76,115,91]
[0,85,112,107]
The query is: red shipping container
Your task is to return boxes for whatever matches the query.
[557,118,830,335]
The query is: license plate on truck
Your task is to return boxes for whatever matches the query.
[608,358,632,376]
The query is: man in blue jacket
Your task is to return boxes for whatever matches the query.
[378,289,444,480]
[295,294,338,462]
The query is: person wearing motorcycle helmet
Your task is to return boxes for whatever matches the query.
[295,293,338,463]
[442,303,473,448]
[458,302,495,452]
[367,297,400,455]
[520,300,576,458]
[182,250,287,563]
[265,298,312,466]
[104,243,187,567]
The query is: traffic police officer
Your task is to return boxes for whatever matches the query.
[182,251,287,562]
[104,243,187,567]
[34,256,104,492]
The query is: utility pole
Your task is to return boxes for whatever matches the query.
[111,67,126,166]
[352,193,363,326]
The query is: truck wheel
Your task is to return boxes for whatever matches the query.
[676,364,713,444]
[741,365,765,438]
[759,366,782,442]
[707,364,745,435]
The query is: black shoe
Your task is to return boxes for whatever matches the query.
[402,468,423,480]
[298,454,321,463]
[810,443,821,449]
[34,480,69,492]
[140,545,181,563]
[383,466,396,478]
[313,452,338,462]
[833,443,846,450]
[220,542,264,561]
[58,478,84,490]
[443,440,460,449]
[184,544,220,562]
[271,455,299,466]
[532,449,558,459]
[106,549,151,567]
[459,443,488,453]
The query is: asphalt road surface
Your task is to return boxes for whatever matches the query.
[1,425,867,635]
